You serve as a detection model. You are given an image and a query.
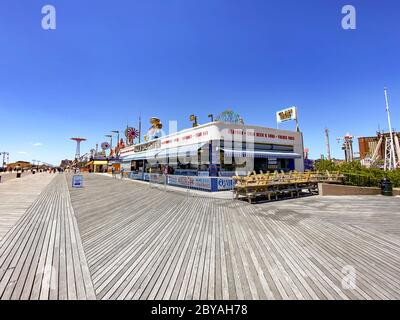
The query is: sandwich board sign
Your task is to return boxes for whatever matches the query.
[72,175,83,188]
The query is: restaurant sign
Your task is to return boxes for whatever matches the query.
[276,107,297,123]
[133,140,161,153]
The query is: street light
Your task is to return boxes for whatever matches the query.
[111,130,120,146]
[208,114,214,122]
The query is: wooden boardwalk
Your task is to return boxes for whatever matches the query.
[0,173,55,239]
[69,174,400,300]
[0,174,95,300]
[1,172,400,299]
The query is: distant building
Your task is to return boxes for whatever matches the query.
[358,132,400,160]
[6,161,32,170]
[59,159,73,168]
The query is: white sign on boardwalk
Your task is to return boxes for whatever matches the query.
[72,175,83,188]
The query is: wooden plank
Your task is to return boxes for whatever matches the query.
[0,174,95,300]
[37,173,400,300]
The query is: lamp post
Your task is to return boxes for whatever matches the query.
[208,114,214,122]
[111,130,120,146]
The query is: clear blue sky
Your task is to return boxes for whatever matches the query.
[0,0,399,165]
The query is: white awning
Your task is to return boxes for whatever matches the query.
[222,148,302,159]
[121,149,159,161]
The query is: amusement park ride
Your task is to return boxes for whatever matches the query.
[363,89,400,171]
[70,137,87,167]
[337,133,356,163]
[70,137,86,160]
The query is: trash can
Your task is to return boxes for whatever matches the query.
[381,178,393,196]
[16,172,22,178]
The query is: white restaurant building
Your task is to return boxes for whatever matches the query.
[119,122,304,191]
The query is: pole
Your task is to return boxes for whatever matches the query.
[384,88,397,170]
[75,141,80,160]
[139,115,142,144]
[325,128,331,161]
[295,107,299,132]
[349,138,354,162]
[111,131,120,148]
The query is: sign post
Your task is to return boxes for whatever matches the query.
[72,175,83,188]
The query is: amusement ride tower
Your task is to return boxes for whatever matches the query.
[70,137,87,160]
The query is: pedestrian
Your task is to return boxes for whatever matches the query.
[120,167,124,180]
[112,166,116,179]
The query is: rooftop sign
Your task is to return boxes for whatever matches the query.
[276,107,297,123]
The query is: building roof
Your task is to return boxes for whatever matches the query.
[7,161,31,165]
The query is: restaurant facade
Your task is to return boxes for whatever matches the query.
[119,122,304,191]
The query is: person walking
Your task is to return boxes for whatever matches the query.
[112,166,116,179]
[16,164,22,178]
[120,167,124,180]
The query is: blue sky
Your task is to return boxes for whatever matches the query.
[0,0,399,165]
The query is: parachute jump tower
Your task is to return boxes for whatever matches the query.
[70,137,87,160]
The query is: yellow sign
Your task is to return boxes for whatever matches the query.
[276,107,297,123]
